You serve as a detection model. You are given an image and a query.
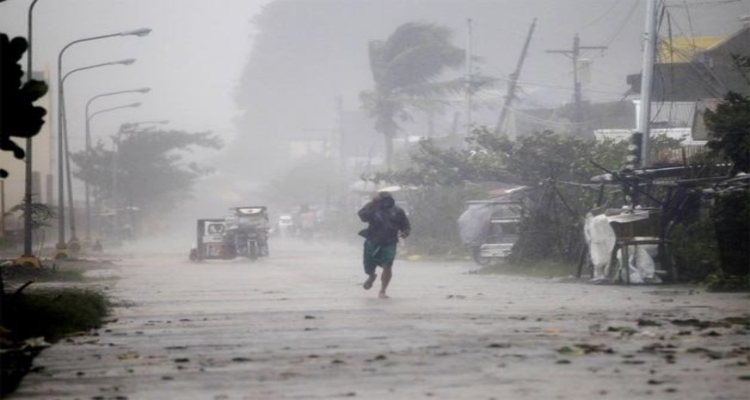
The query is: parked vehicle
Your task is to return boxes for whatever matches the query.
[458,200,522,265]
[189,206,270,261]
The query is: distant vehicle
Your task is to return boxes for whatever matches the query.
[189,206,270,261]
[277,214,294,236]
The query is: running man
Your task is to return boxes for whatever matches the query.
[357,192,411,298]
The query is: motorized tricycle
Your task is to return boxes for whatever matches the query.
[189,206,270,261]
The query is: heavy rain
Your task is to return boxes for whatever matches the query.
[1,0,749,398]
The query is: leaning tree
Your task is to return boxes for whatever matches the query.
[360,22,468,169]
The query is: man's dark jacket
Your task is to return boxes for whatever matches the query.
[358,198,410,246]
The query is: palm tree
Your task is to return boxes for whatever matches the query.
[360,22,466,169]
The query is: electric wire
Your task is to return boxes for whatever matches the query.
[665,0,744,7]
[602,0,643,47]
[581,0,625,28]
[682,0,698,51]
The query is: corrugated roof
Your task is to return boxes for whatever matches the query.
[649,102,696,128]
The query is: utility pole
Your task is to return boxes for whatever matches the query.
[21,0,40,263]
[638,0,659,168]
[547,34,606,137]
[495,18,536,136]
[333,96,343,172]
[465,18,473,138]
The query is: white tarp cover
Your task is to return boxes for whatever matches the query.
[618,244,660,283]
[457,203,494,247]
[584,214,617,281]
[584,212,661,283]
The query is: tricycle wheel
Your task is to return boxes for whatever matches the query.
[247,241,258,261]
[471,247,492,266]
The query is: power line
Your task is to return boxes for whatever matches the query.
[682,0,698,50]
[603,0,643,46]
[581,0,625,28]
[665,0,744,7]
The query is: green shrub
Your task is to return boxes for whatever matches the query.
[670,220,722,282]
[711,190,750,277]
[1,288,109,343]
[401,186,482,256]
[479,258,575,278]
[704,270,750,292]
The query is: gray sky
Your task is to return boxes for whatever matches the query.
[3,0,749,221]
[229,0,750,170]
[0,0,271,153]
[2,0,749,156]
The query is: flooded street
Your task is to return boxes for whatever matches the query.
[11,238,750,400]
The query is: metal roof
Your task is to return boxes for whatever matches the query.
[649,102,696,128]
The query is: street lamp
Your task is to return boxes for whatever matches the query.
[121,120,169,129]
[85,101,142,242]
[59,58,137,246]
[55,28,151,257]
[84,88,150,240]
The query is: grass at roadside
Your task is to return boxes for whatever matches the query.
[476,258,578,278]
[0,262,113,398]
[1,264,87,282]
[1,288,110,342]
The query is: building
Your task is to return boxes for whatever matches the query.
[627,26,750,102]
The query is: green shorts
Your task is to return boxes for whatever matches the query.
[363,239,397,275]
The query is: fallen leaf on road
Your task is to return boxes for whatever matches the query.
[723,316,750,327]
[117,352,139,360]
[557,346,585,356]
[686,347,724,359]
[607,326,638,336]
[558,344,614,355]
[670,319,730,330]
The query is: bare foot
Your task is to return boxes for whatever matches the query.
[378,292,389,299]
[363,274,377,290]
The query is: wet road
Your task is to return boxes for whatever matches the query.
[11,238,750,399]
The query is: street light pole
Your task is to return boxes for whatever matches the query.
[59,59,136,247]
[61,61,137,245]
[54,28,151,257]
[84,88,150,240]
